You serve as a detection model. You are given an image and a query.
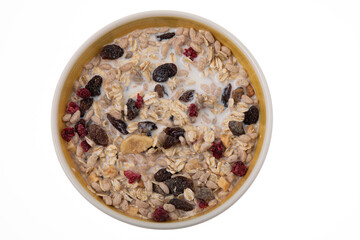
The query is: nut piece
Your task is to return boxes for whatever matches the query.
[246,84,255,97]
[217,177,230,191]
[120,134,154,154]
[220,133,231,148]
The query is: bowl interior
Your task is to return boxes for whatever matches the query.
[54,14,268,227]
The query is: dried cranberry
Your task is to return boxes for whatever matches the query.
[76,124,88,138]
[85,75,102,96]
[153,206,169,222]
[221,83,232,107]
[232,161,248,177]
[157,32,175,41]
[124,170,141,184]
[100,44,124,59]
[210,141,224,159]
[198,199,209,209]
[61,127,75,142]
[154,168,172,182]
[66,102,79,114]
[152,63,177,82]
[107,114,128,135]
[189,103,198,117]
[76,88,91,98]
[169,198,194,211]
[135,93,143,108]
[243,106,259,125]
[80,140,91,152]
[183,47,198,61]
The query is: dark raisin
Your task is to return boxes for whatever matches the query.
[100,44,124,59]
[138,121,157,135]
[243,106,259,125]
[154,84,165,98]
[80,98,93,111]
[87,124,108,146]
[195,188,215,202]
[232,87,244,104]
[164,176,193,196]
[79,107,86,117]
[154,168,172,182]
[152,63,177,82]
[153,183,166,195]
[107,113,128,135]
[169,115,174,121]
[221,83,232,107]
[156,32,175,41]
[228,121,245,136]
[179,90,195,102]
[162,135,180,149]
[169,198,194,211]
[164,127,185,138]
[85,75,102,96]
[126,98,140,120]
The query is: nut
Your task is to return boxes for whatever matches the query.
[120,135,154,154]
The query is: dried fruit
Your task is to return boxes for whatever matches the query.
[198,199,209,209]
[164,127,185,138]
[135,93,143,108]
[232,161,248,177]
[183,47,198,61]
[154,84,165,98]
[152,63,177,82]
[164,176,193,196]
[243,106,259,125]
[75,119,86,131]
[107,113,128,135]
[188,103,198,117]
[169,198,194,211]
[221,83,232,107]
[154,168,172,182]
[76,123,88,138]
[100,44,124,59]
[88,124,109,146]
[120,134,153,154]
[179,90,195,102]
[124,170,141,183]
[138,121,157,136]
[80,140,91,152]
[246,84,255,97]
[232,87,244,104]
[79,107,86,118]
[76,88,91,98]
[153,206,169,222]
[228,121,245,136]
[66,102,79,114]
[195,188,215,202]
[126,98,140,120]
[210,141,224,159]
[80,98,93,111]
[61,127,75,142]
[156,32,175,41]
[153,183,166,195]
[85,75,102,96]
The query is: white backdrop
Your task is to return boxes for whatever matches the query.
[0,0,359,239]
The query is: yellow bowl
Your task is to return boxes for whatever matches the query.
[51,10,273,229]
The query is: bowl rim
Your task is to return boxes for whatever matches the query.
[51,10,273,229]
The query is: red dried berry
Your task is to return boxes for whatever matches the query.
[135,93,144,108]
[124,170,141,184]
[61,127,75,142]
[189,103,198,117]
[210,141,224,159]
[80,140,91,152]
[183,47,198,61]
[66,102,79,114]
[232,161,248,177]
[153,207,169,222]
[198,199,209,209]
[76,88,91,98]
[76,124,88,138]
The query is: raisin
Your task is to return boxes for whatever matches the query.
[79,107,86,117]
[195,188,215,202]
[169,198,194,211]
[124,170,141,183]
[138,121,157,136]
[152,63,177,82]
[76,88,91,98]
[153,207,169,222]
[126,98,140,120]
[135,93,143,108]
[88,124,109,146]
[107,114,128,134]
[85,75,102,97]
[232,161,248,177]
[162,135,180,149]
[154,168,172,182]
[66,102,79,114]
[210,141,224,159]
[154,84,165,98]
[221,83,232,107]
[100,44,124,60]
[243,106,259,125]
[228,121,245,136]
[156,32,175,41]
[232,87,244,104]
[153,183,166,195]
[61,127,75,142]
[183,47,198,61]
[80,140,91,152]
[179,90,195,102]
[164,176,193,196]
[198,199,209,209]
[188,103,198,117]
[80,98,93,111]
[164,127,185,138]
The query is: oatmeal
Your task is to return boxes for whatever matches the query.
[61,26,260,222]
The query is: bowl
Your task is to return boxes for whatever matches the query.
[51,10,272,229]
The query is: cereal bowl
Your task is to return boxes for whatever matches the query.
[51,10,272,229]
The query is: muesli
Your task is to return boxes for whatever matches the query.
[61,26,260,222]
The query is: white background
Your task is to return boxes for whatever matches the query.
[0,0,359,239]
